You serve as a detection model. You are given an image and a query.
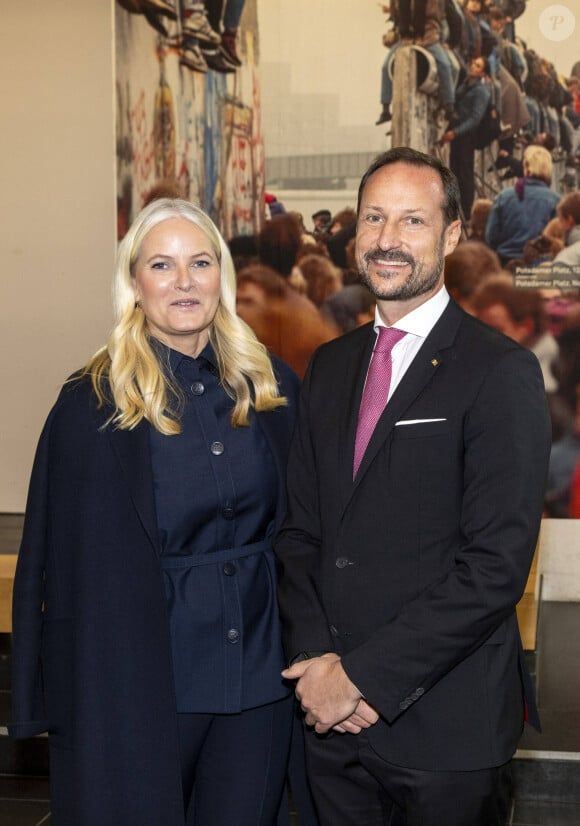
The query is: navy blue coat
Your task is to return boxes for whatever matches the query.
[10,358,299,826]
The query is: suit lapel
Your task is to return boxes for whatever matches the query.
[343,301,464,511]
[108,419,161,556]
[338,324,376,508]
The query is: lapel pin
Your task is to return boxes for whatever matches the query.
[431,358,439,367]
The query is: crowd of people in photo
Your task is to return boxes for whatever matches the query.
[375,0,580,219]
[117,0,246,73]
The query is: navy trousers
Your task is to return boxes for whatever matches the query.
[177,695,293,826]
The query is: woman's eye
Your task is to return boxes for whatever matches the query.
[193,259,213,268]
[151,260,169,270]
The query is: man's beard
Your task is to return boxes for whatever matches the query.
[358,242,445,301]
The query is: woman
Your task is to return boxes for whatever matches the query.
[485,145,560,265]
[10,199,300,826]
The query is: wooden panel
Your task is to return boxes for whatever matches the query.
[516,549,540,651]
[517,593,539,651]
[0,554,17,633]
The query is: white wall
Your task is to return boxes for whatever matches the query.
[0,1,116,511]
[516,0,578,77]
[257,0,386,158]
[538,520,580,602]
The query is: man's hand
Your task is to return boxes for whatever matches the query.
[282,653,371,734]
[332,699,380,734]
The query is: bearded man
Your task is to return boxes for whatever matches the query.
[275,147,550,826]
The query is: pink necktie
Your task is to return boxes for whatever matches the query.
[353,327,406,479]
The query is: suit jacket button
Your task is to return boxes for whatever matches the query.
[223,562,236,576]
[227,628,240,643]
[211,441,225,456]
[415,687,424,697]
[330,624,339,636]
[222,506,235,520]
[399,700,409,710]
[191,381,205,395]
[335,557,349,569]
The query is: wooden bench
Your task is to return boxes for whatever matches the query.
[0,554,17,633]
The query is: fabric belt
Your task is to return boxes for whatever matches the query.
[159,538,272,569]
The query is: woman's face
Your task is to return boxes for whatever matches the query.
[133,218,221,357]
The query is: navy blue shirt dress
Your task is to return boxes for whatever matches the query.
[148,341,294,825]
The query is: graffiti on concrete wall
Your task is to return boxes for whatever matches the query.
[115,0,264,239]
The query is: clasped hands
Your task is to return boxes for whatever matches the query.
[282,653,379,734]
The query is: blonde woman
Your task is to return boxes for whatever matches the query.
[10,200,300,826]
[485,144,560,265]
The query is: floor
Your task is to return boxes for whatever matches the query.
[1,515,579,824]
[0,777,50,826]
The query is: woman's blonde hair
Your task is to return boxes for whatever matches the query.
[84,199,286,433]
[523,145,553,185]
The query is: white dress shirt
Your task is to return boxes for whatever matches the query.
[371,286,450,402]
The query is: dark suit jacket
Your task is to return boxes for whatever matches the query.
[275,299,551,771]
[10,359,299,826]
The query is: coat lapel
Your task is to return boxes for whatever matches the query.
[255,406,291,530]
[108,419,161,556]
[343,301,464,512]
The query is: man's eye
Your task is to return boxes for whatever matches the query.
[406,216,423,225]
[365,214,382,224]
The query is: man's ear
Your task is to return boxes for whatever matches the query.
[444,220,463,256]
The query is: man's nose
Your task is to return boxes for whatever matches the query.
[376,221,402,250]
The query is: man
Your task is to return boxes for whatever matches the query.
[275,147,550,826]
[471,274,558,392]
[312,209,332,238]
[553,191,580,269]
[441,56,493,219]
[375,0,458,126]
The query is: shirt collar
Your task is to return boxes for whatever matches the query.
[374,285,450,340]
[148,336,218,373]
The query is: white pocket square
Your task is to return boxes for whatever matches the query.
[395,418,447,426]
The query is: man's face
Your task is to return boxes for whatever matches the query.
[477,303,532,344]
[557,209,576,235]
[469,58,486,78]
[236,280,269,331]
[355,162,461,306]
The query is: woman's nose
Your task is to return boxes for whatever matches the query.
[175,262,193,290]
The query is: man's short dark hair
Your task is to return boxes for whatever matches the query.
[559,191,580,226]
[357,146,461,226]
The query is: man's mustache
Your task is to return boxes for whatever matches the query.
[363,248,415,267]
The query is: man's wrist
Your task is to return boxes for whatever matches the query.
[289,650,326,666]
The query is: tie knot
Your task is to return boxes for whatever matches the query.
[375,326,406,354]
